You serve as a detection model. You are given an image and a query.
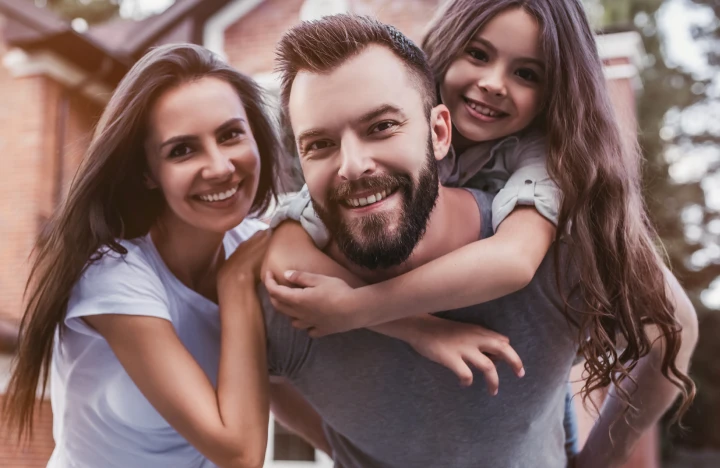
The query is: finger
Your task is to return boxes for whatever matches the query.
[463,351,499,396]
[484,340,525,378]
[283,270,327,288]
[443,356,474,387]
[266,274,304,304]
[270,298,302,319]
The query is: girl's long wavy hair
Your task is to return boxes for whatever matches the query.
[3,43,281,440]
[424,0,695,418]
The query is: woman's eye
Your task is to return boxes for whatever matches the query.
[169,144,193,158]
[307,140,332,152]
[371,121,397,133]
[219,129,243,143]
[467,48,489,62]
[517,68,540,83]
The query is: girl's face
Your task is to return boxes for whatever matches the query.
[144,77,261,235]
[440,7,545,143]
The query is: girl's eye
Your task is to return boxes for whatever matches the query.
[467,48,489,62]
[169,144,193,158]
[371,121,397,133]
[516,68,540,83]
[218,128,243,144]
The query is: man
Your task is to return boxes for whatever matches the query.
[260,14,697,468]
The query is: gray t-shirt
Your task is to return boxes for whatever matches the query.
[262,189,580,468]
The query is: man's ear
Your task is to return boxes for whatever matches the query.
[429,104,452,161]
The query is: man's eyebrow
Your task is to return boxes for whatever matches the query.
[470,37,545,69]
[296,128,325,146]
[357,104,407,124]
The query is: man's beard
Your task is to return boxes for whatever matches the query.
[313,135,439,270]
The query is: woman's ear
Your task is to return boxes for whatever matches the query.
[430,104,452,162]
[143,173,158,189]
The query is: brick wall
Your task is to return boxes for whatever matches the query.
[0,395,54,467]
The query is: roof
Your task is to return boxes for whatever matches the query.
[0,0,242,86]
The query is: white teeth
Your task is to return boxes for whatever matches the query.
[198,185,238,202]
[467,100,501,117]
[346,191,389,208]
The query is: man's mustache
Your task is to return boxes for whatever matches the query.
[328,173,409,202]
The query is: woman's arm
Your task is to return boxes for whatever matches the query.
[268,207,555,335]
[264,222,525,393]
[84,232,271,468]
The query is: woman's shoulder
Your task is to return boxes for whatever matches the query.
[73,237,169,308]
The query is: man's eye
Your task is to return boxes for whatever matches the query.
[169,144,193,158]
[516,68,540,83]
[467,48,489,62]
[371,121,397,133]
[219,128,243,143]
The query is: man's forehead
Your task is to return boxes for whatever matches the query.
[288,45,424,130]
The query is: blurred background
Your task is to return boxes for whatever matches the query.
[0,0,717,467]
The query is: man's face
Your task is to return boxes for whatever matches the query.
[288,45,444,269]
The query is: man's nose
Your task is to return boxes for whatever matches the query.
[337,137,376,181]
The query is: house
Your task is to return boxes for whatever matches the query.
[0,0,648,466]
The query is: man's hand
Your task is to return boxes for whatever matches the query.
[402,315,525,394]
[264,270,367,337]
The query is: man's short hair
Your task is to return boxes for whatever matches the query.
[275,14,436,121]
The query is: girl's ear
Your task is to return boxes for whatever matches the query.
[430,104,452,161]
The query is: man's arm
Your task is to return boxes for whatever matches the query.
[577,266,698,468]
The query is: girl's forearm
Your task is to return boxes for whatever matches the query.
[355,207,555,327]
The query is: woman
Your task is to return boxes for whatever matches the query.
[3,43,293,467]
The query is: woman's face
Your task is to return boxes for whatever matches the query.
[439,7,545,143]
[144,76,261,235]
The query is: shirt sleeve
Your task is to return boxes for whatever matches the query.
[491,132,561,232]
[258,285,312,379]
[64,248,171,338]
[269,184,331,249]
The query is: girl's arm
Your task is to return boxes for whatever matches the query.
[264,222,525,394]
[268,206,555,335]
[84,231,271,468]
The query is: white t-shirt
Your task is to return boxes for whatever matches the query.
[49,219,267,468]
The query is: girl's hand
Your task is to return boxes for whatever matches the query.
[406,316,525,395]
[264,270,366,337]
[218,230,271,288]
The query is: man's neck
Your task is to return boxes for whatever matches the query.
[327,186,481,284]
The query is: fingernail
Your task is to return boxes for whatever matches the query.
[519,367,526,378]
[284,270,295,279]
[493,389,498,396]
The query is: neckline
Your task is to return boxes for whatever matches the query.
[143,232,232,310]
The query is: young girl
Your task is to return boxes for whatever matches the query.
[264,0,693,436]
[2,44,327,467]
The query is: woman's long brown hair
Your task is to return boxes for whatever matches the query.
[3,43,281,440]
[423,0,695,419]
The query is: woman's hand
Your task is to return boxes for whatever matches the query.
[264,270,367,337]
[219,230,271,288]
[403,315,525,394]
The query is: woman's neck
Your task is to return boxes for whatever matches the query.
[150,212,226,298]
